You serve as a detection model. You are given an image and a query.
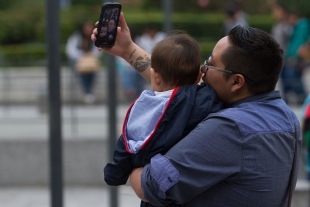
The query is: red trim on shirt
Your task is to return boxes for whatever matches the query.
[121,88,180,154]
[122,100,136,154]
[140,88,179,150]
[305,104,310,118]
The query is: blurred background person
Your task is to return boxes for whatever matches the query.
[298,38,310,64]
[281,10,310,105]
[135,24,166,91]
[270,2,292,54]
[221,0,248,37]
[66,20,101,104]
[116,28,144,101]
[136,23,166,54]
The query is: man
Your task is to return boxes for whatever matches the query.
[92,13,302,206]
[107,18,116,41]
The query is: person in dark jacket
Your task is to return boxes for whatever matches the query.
[104,32,224,206]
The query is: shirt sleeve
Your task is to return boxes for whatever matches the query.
[141,116,243,206]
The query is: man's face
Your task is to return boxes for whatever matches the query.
[108,20,116,32]
[201,36,232,104]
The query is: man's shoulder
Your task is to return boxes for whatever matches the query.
[212,99,298,135]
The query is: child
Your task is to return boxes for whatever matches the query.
[104,32,224,187]
[99,24,107,38]
[99,24,108,44]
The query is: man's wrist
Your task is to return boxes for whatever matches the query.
[122,42,137,61]
[123,44,151,73]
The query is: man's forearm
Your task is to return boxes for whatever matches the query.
[130,167,149,202]
[122,43,152,83]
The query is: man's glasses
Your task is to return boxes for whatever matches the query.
[201,60,233,74]
[202,59,254,85]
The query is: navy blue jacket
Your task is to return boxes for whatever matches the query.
[104,84,224,188]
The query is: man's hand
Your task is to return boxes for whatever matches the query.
[91,12,134,59]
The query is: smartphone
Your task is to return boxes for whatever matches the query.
[95,2,122,48]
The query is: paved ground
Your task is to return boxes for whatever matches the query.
[0,183,309,207]
[0,185,140,207]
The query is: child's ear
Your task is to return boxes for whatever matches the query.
[195,71,203,84]
[150,68,162,86]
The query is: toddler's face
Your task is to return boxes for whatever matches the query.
[100,27,107,37]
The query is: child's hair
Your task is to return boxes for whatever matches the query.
[101,25,107,30]
[151,31,201,87]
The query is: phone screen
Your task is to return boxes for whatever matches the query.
[95,3,121,48]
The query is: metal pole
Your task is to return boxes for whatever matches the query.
[2,70,10,116]
[69,61,78,135]
[162,0,173,33]
[46,0,63,206]
[104,1,118,207]
[106,53,118,207]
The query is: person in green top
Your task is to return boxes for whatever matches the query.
[298,38,310,63]
[280,10,310,105]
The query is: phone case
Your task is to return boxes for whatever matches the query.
[95,2,122,48]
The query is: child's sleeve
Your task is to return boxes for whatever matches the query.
[103,135,133,186]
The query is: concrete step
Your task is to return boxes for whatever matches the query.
[0,67,149,105]
[0,105,129,186]
[0,105,307,185]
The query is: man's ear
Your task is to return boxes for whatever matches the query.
[231,74,246,92]
[150,68,162,86]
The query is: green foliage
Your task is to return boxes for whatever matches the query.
[277,0,310,18]
[140,0,161,11]
[125,12,273,41]
[0,0,293,66]
[71,0,102,6]
[0,4,44,44]
[140,0,272,14]
[0,43,69,67]
[60,6,100,43]
[0,0,19,10]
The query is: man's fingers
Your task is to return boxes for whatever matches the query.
[93,27,98,35]
[91,33,96,42]
[118,12,128,32]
